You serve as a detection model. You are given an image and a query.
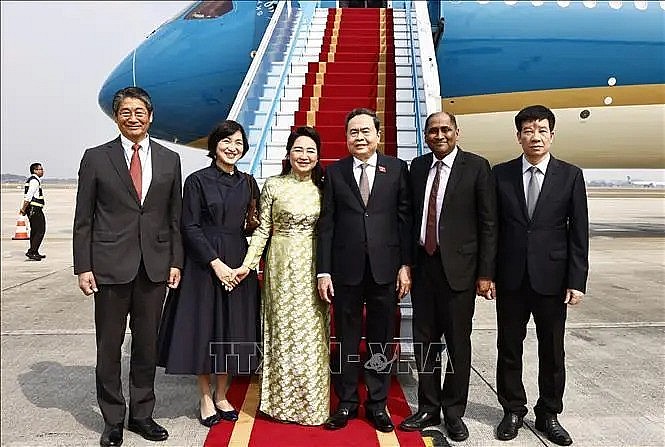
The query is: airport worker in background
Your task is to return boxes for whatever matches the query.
[492,105,589,446]
[73,86,183,447]
[19,162,47,261]
[399,112,497,442]
[317,108,413,433]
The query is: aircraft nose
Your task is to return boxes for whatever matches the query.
[98,52,135,119]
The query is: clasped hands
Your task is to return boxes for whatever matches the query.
[210,259,250,292]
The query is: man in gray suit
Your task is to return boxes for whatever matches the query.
[73,87,183,447]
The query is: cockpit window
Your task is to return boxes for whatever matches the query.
[185,1,233,20]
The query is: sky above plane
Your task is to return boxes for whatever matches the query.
[0,1,209,179]
[1,1,663,183]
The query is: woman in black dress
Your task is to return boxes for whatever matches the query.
[158,120,260,427]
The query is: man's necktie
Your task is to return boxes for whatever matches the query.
[130,143,142,200]
[527,165,540,219]
[424,160,443,256]
[359,163,370,206]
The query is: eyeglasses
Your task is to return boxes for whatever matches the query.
[118,109,148,119]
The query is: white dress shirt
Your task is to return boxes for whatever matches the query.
[24,177,41,202]
[521,153,550,202]
[121,134,153,205]
[352,152,378,192]
[317,152,379,279]
[419,147,458,246]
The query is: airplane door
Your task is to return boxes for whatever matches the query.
[339,0,387,7]
[428,0,444,48]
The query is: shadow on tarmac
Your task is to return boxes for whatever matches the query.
[18,356,204,433]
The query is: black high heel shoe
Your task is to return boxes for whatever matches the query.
[213,392,239,422]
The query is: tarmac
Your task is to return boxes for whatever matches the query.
[1,185,664,447]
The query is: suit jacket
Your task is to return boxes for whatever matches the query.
[493,155,589,295]
[317,153,412,286]
[73,137,184,284]
[409,149,497,291]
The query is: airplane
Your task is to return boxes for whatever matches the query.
[98,0,665,170]
[626,175,665,188]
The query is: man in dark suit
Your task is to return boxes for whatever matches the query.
[73,87,183,447]
[399,112,497,441]
[492,105,588,446]
[317,108,412,433]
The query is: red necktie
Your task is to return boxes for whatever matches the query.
[424,161,443,256]
[130,143,142,200]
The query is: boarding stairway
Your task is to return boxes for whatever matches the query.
[233,0,439,179]
[230,0,441,358]
[294,7,398,161]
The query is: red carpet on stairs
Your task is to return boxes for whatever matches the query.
[204,376,424,447]
[303,9,403,399]
[293,7,398,165]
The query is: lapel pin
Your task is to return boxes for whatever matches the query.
[378,166,386,173]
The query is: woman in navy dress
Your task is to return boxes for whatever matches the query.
[158,120,260,427]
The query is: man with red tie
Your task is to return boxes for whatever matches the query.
[399,112,497,442]
[73,87,183,446]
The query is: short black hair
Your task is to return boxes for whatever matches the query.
[515,105,555,132]
[345,108,381,132]
[280,126,324,189]
[112,87,153,115]
[29,163,42,174]
[424,111,457,132]
[207,120,249,159]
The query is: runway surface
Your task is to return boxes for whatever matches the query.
[1,185,663,446]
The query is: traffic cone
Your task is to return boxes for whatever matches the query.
[11,215,30,240]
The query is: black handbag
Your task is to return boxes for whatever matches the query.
[243,173,260,236]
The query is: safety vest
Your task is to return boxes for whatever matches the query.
[24,175,45,208]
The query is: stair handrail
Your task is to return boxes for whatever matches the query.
[405,0,425,156]
[413,0,441,117]
[248,3,314,175]
[227,1,288,122]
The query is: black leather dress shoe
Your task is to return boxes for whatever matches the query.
[324,408,358,430]
[25,252,42,261]
[127,418,169,441]
[444,416,469,442]
[496,412,523,441]
[367,409,395,433]
[535,414,573,446]
[100,423,123,446]
[25,251,46,259]
[399,410,441,431]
